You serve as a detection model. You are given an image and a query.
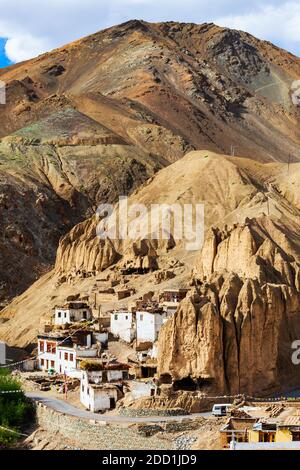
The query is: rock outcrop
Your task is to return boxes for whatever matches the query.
[158,217,300,396]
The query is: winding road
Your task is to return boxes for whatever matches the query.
[26,392,211,423]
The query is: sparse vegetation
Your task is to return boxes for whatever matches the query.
[80,360,104,371]
[0,369,34,448]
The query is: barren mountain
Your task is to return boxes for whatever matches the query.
[3,149,300,401]
[0,20,300,301]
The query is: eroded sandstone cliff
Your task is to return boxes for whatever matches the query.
[158,217,300,396]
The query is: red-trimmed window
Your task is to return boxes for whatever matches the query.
[47,342,56,354]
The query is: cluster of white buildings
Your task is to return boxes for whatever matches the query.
[37,301,107,378]
[111,308,168,346]
[110,289,189,348]
[32,288,189,413]
[37,329,108,378]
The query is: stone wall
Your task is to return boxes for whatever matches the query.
[34,401,196,450]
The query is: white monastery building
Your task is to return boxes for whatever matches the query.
[80,371,118,412]
[110,311,135,343]
[110,306,176,345]
[80,363,129,412]
[136,310,168,344]
[54,302,92,326]
[37,331,100,376]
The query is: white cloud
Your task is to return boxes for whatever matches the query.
[216,2,300,53]
[0,0,299,63]
[5,34,52,62]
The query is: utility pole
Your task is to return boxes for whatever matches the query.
[288,154,291,175]
[230,145,238,157]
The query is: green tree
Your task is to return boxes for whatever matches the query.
[0,368,34,447]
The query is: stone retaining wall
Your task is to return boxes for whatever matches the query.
[118,407,188,417]
[34,402,201,450]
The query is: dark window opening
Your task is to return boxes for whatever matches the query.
[110,397,116,409]
[173,376,197,391]
[159,373,172,384]
[141,366,157,378]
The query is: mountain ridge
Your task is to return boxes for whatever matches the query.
[0,19,300,302]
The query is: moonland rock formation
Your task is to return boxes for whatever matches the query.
[3,143,300,391]
[53,149,277,277]
[158,217,300,396]
[0,20,300,301]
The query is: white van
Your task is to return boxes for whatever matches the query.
[212,403,232,416]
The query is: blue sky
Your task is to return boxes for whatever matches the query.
[0,39,11,67]
[0,0,300,67]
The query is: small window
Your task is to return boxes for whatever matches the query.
[70,354,73,362]
[125,315,128,320]
[64,352,68,360]
[41,359,44,366]
[51,361,55,368]
[114,315,118,320]
[57,312,61,318]
[82,384,84,392]
[64,312,67,318]
[140,314,143,321]
[87,388,89,395]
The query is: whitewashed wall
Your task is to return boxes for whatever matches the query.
[94,332,108,346]
[0,342,6,365]
[57,347,77,375]
[54,307,92,325]
[130,380,156,400]
[136,312,165,343]
[80,371,118,412]
[110,312,135,343]
[107,369,123,382]
[92,388,118,412]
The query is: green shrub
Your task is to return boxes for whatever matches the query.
[80,360,104,371]
[0,369,34,448]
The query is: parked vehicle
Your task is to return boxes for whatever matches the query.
[212,403,232,416]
